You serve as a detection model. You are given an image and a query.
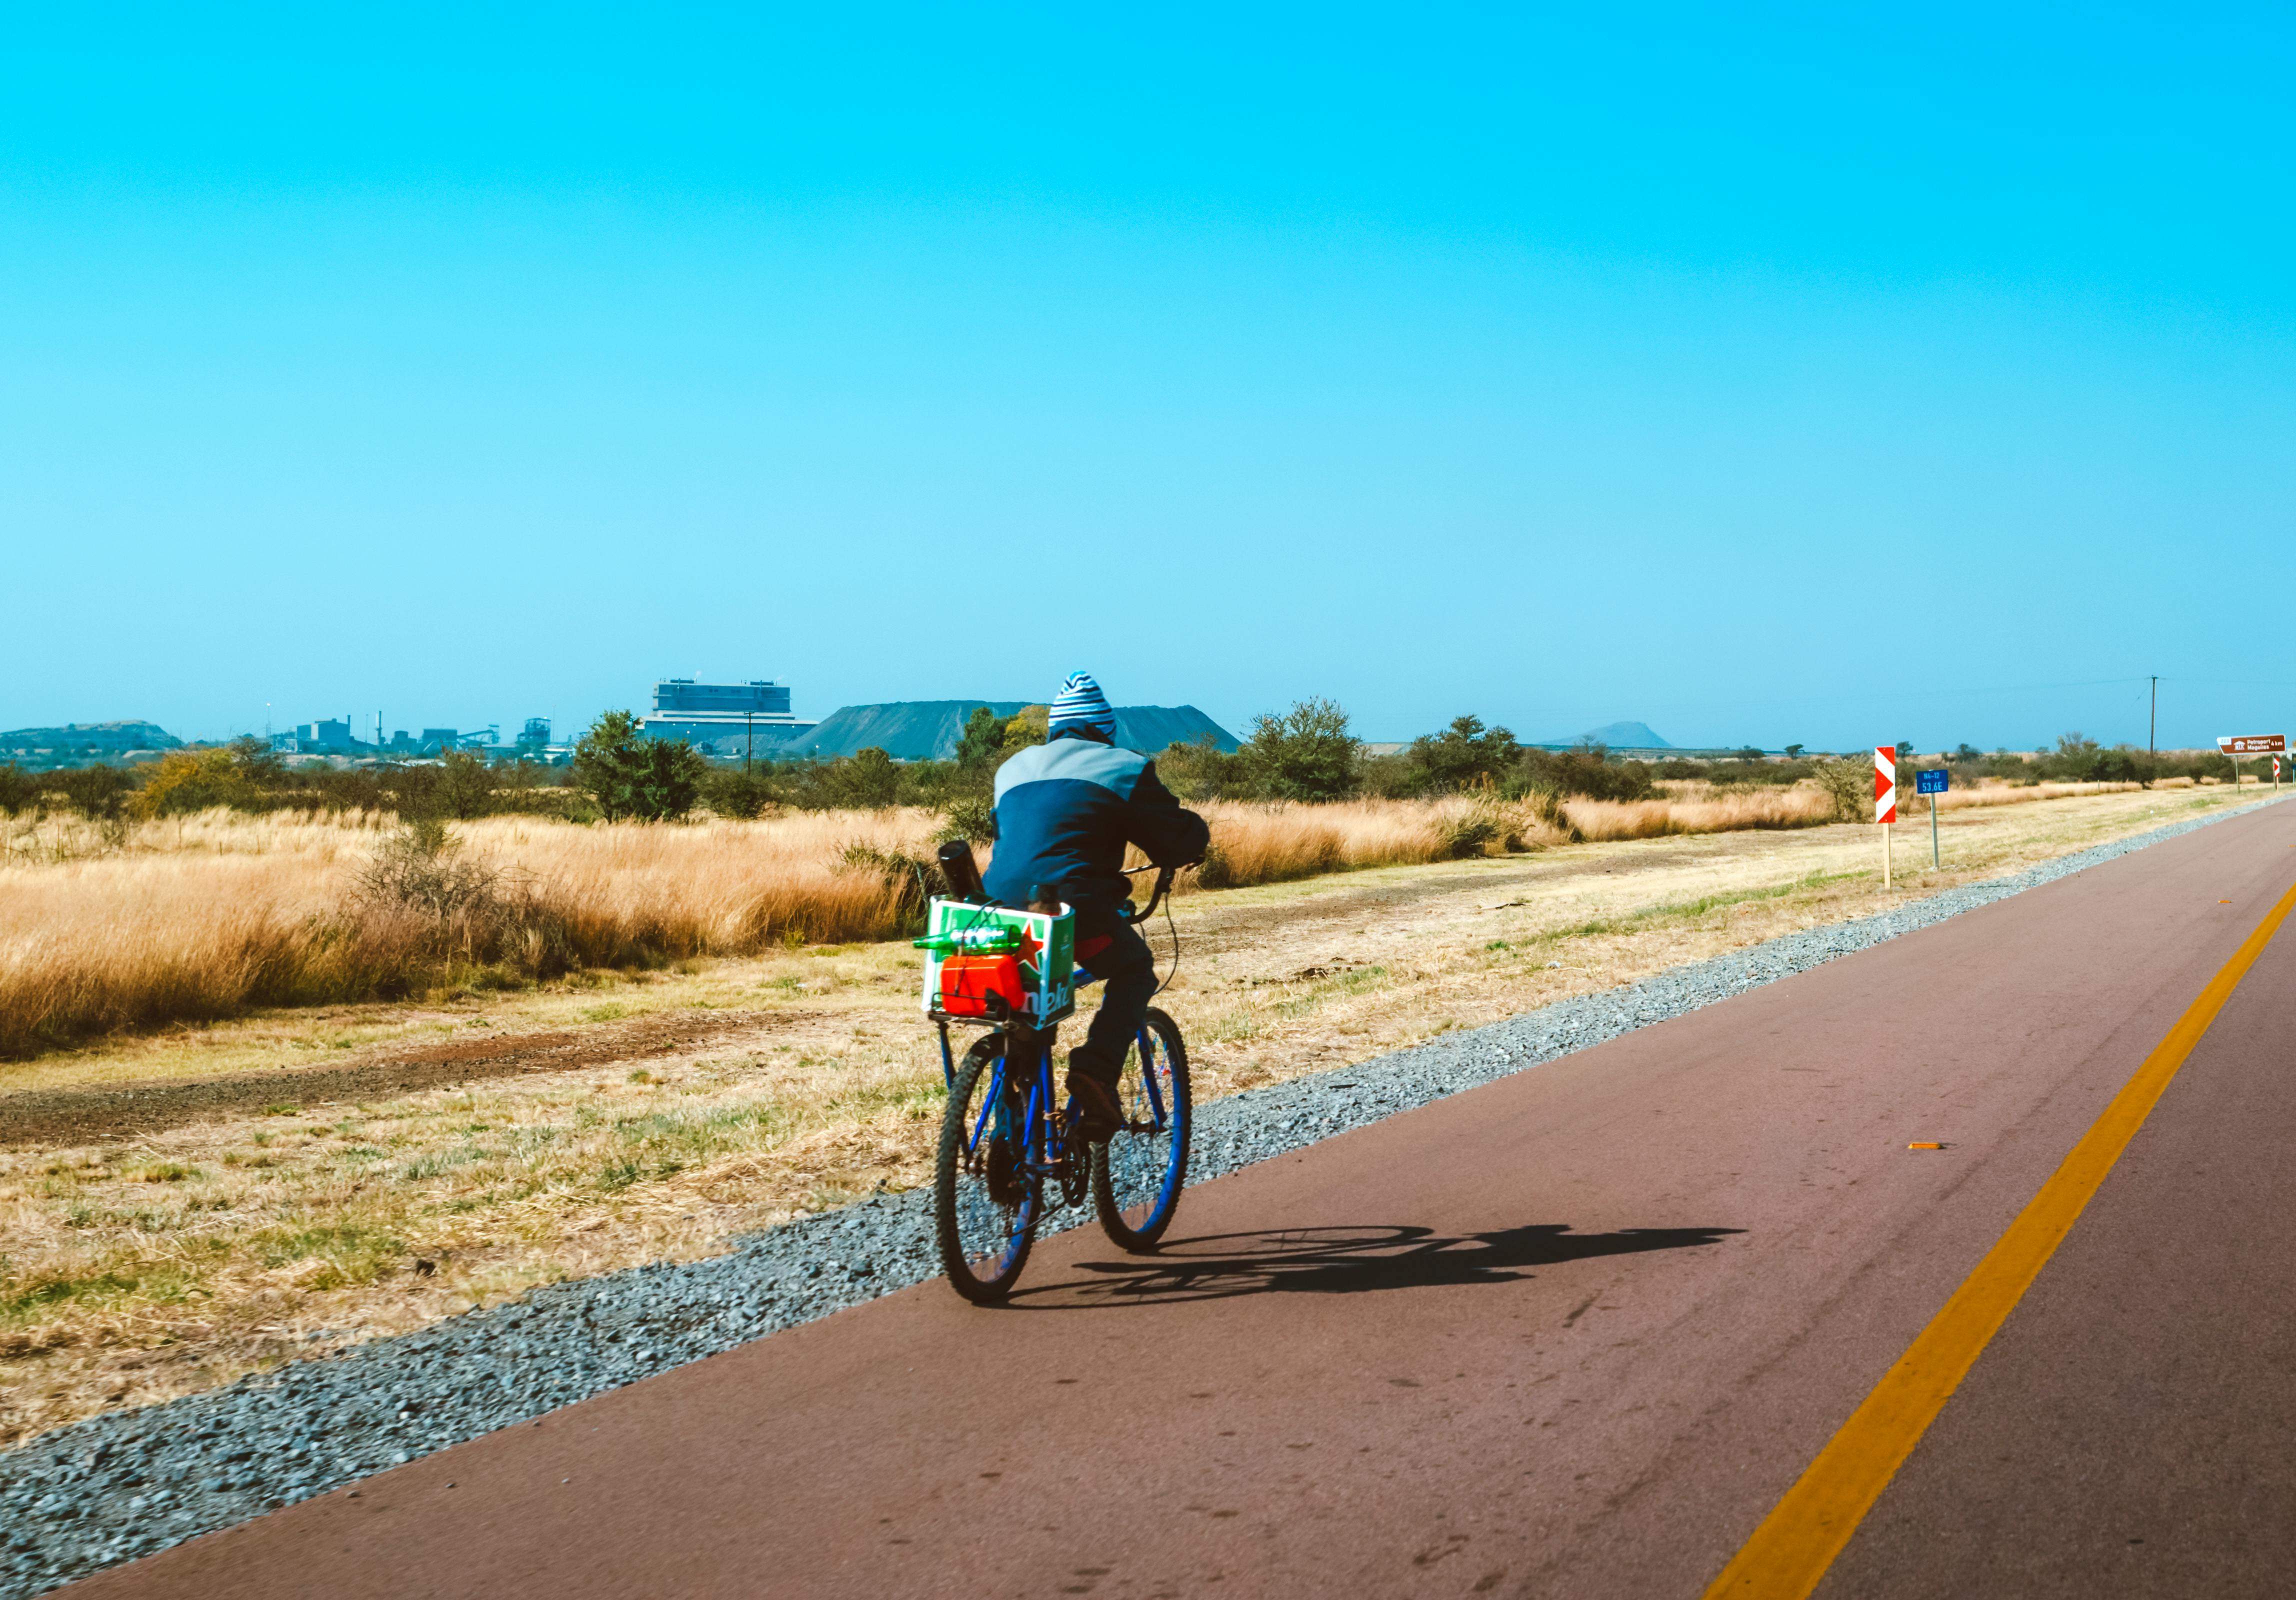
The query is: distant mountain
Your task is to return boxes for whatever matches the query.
[780,701,1240,761]
[0,720,181,753]
[779,702,1032,762]
[1561,720,1672,750]
[1110,705,1240,756]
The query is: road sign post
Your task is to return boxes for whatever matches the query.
[1917,768,1948,868]
[2217,735,2286,792]
[1875,746,1898,889]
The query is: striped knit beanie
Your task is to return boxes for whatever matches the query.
[1048,671,1119,740]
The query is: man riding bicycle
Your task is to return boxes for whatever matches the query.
[984,672,1209,1142]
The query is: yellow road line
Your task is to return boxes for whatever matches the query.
[1702,877,2296,1599]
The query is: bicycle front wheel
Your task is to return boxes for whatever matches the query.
[935,1032,1040,1303]
[1091,1006,1191,1252]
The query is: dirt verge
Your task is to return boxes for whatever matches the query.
[0,1008,805,1148]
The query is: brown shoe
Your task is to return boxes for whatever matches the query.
[1064,1070,1124,1142]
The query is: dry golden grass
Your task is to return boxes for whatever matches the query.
[0,777,2243,1062]
[1568,786,1834,840]
[0,798,1567,1062]
[0,810,940,1060]
[1178,796,1570,887]
[0,784,2276,1444]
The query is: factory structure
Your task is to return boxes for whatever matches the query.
[270,716,553,758]
[640,680,816,758]
[42,676,1242,768]
[260,676,818,764]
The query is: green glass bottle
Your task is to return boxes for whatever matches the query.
[912,924,1022,956]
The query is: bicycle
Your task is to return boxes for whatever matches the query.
[924,850,1193,1304]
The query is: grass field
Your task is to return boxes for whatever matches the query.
[0,778,2196,1061]
[0,781,2272,1448]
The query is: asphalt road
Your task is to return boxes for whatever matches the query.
[66,801,2296,1599]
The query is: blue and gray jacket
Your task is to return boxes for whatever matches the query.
[985,732,1210,922]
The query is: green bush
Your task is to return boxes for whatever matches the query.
[0,762,38,815]
[1156,734,1244,801]
[700,766,778,819]
[572,712,707,822]
[1407,716,1520,794]
[954,707,1006,772]
[1519,744,1654,802]
[1236,698,1360,802]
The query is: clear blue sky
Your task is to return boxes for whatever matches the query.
[6,5,2292,752]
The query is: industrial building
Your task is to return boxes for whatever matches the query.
[642,679,814,757]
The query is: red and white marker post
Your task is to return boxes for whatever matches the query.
[1874,745,1898,889]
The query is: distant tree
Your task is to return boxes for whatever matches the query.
[1002,706,1048,750]
[54,764,136,819]
[1156,733,1242,802]
[434,749,498,820]
[0,762,40,815]
[700,766,778,819]
[134,748,266,818]
[1808,756,1870,822]
[827,747,901,808]
[954,707,1006,772]
[572,711,706,822]
[1522,742,1654,802]
[1783,744,1805,758]
[1407,715,1520,794]
[1238,698,1360,802]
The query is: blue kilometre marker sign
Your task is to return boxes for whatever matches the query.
[1916,768,1947,866]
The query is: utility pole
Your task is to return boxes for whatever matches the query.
[2149,676,2158,756]
[746,712,755,773]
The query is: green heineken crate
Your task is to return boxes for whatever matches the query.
[916,898,1076,1025]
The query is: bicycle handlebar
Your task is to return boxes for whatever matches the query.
[1121,859,1202,924]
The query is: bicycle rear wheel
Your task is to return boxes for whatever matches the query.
[1091,1006,1191,1252]
[935,1032,1040,1303]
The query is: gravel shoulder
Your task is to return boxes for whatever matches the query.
[2,792,2284,1600]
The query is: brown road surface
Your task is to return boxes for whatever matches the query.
[66,802,2296,1598]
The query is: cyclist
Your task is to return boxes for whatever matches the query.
[984,671,1208,1140]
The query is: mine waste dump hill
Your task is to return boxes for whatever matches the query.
[0,720,182,753]
[780,702,1239,761]
[1547,720,1672,750]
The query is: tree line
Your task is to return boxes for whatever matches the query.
[0,707,2246,826]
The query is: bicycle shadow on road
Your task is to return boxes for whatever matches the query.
[1005,1222,1741,1310]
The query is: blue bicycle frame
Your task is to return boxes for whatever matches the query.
[946,956,1172,1191]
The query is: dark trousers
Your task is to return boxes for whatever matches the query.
[1068,918,1156,1088]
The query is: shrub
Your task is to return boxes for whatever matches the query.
[134,748,266,818]
[954,707,1006,772]
[1808,757,1869,821]
[935,795,998,844]
[1236,698,1360,802]
[1520,744,1654,802]
[572,712,706,822]
[836,841,948,932]
[358,820,500,920]
[700,766,778,820]
[1156,734,1244,802]
[1406,715,1520,794]
[826,747,900,808]
[52,765,137,820]
[0,764,40,815]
